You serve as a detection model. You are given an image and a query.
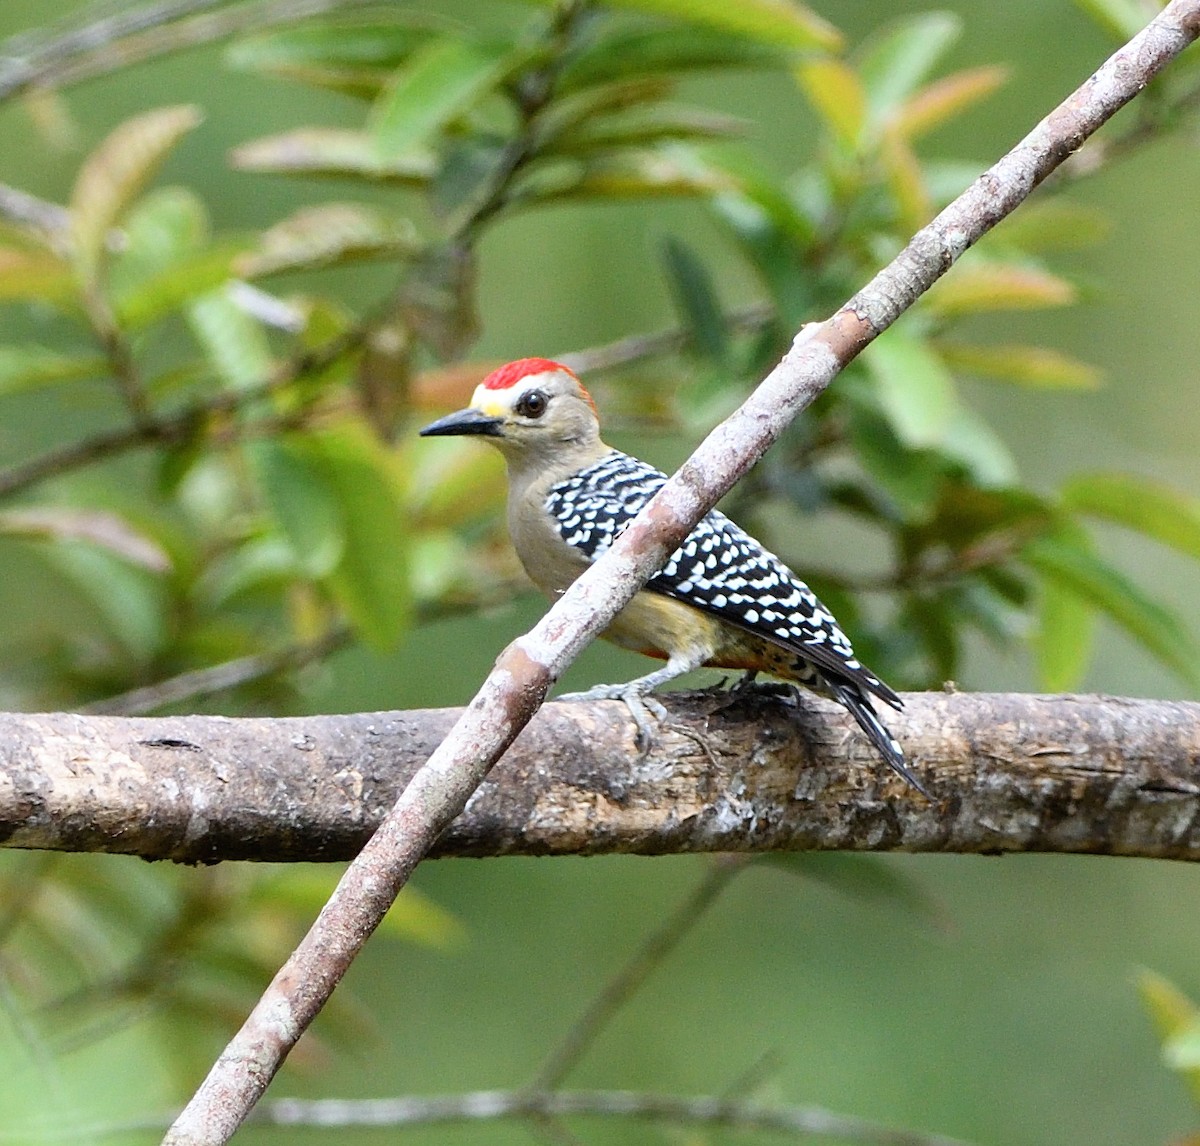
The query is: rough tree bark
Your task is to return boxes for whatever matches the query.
[3,691,1197,864]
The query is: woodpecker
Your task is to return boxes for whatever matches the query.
[420,357,925,793]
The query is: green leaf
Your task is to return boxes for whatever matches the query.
[236,202,419,278]
[1061,473,1200,561]
[1032,573,1096,691]
[115,241,245,330]
[846,403,939,521]
[227,17,438,98]
[370,38,520,158]
[231,128,436,184]
[661,237,728,364]
[938,341,1101,390]
[1072,0,1148,41]
[307,423,411,648]
[599,0,841,51]
[559,24,796,91]
[856,13,961,134]
[108,186,210,298]
[937,405,1019,488]
[0,345,106,395]
[923,262,1076,317]
[187,286,274,392]
[247,439,345,578]
[1023,529,1199,687]
[515,146,736,205]
[69,105,203,283]
[546,103,748,154]
[41,543,167,662]
[863,327,958,448]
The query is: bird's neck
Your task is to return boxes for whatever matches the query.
[502,438,613,506]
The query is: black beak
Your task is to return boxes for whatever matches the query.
[419,408,504,438]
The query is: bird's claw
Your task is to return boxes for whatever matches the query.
[556,684,666,754]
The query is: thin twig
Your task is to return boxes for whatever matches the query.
[161,6,1200,1142]
[528,857,747,1093]
[80,626,350,716]
[558,302,774,376]
[0,182,72,245]
[11,0,399,100]
[0,321,368,500]
[45,1089,977,1145]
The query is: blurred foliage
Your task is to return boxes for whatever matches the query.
[0,0,1198,1142]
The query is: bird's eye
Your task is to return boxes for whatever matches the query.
[516,390,548,419]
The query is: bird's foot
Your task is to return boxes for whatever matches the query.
[558,683,668,753]
[714,671,797,713]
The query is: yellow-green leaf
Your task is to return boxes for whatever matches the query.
[994,199,1111,252]
[924,262,1076,317]
[1061,473,1200,560]
[116,241,246,330]
[891,65,1009,140]
[70,105,203,283]
[600,0,841,52]
[880,128,931,232]
[516,146,736,204]
[1031,574,1096,691]
[0,247,75,304]
[938,342,1101,389]
[231,128,436,183]
[188,286,274,392]
[1137,970,1200,1105]
[546,104,748,155]
[237,202,420,278]
[795,58,866,150]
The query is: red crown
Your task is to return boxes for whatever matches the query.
[481,358,574,390]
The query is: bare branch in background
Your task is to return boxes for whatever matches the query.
[0,0,380,103]
[159,5,1200,1141]
[85,1088,979,1145]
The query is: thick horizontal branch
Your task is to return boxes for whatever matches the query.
[2,691,1197,864]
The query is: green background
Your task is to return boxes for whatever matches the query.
[0,1,1198,1143]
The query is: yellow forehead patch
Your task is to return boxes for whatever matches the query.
[469,375,550,417]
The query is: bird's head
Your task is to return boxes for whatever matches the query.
[419,358,602,467]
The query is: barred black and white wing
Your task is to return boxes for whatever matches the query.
[544,450,900,709]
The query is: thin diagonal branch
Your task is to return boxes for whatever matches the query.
[161,7,1200,1142]
[529,857,747,1093]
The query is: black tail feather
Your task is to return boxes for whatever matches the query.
[826,679,930,798]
